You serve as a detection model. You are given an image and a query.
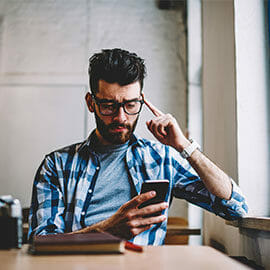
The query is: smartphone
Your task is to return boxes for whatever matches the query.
[139,179,169,209]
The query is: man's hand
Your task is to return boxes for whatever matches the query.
[143,97,233,200]
[102,191,168,239]
[74,191,168,240]
[144,97,190,152]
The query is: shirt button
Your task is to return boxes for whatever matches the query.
[88,189,92,194]
[96,166,100,171]
[81,211,85,216]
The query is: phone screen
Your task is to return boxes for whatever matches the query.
[139,180,169,209]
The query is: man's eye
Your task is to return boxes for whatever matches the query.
[125,102,137,108]
[101,103,115,110]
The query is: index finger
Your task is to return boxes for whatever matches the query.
[125,191,156,209]
[144,98,164,117]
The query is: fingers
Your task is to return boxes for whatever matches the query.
[138,202,169,215]
[128,214,167,230]
[147,114,175,139]
[144,98,164,117]
[108,192,169,240]
[122,199,168,227]
[143,96,173,140]
[147,117,167,136]
[126,208,167,238]
[125,201,168,220]
[124,191,157,209]
[129,226,152,238]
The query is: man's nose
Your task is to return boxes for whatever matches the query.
[113,106,127,122]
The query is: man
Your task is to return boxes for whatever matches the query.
[28,48,248,245]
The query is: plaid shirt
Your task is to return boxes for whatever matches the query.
[28,133,248,245]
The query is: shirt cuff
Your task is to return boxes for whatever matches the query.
[220,178,248,217]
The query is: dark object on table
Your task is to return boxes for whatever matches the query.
[0,196,22,249]
[29,232,125,254]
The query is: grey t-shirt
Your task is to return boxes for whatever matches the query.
[85,141,137,226]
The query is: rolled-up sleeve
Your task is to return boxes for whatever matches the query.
[218,179,248,219]
[171,153,248,220]
[28,154,66,242]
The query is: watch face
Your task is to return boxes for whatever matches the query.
[181,150,189,159]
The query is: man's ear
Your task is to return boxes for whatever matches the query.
[85,92,95,113]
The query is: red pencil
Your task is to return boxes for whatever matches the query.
[124,241,143,252]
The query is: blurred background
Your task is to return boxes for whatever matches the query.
[0,0,269,267]
[0,0,188,210]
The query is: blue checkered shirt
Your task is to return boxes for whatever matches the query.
[28,133,248,245]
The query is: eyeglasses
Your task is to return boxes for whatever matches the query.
[91,94,144,116]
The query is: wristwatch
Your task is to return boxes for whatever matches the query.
[180,139,201,159]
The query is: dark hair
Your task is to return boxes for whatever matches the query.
[88,48,147,94]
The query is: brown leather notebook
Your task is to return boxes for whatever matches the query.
[29,232,125,254]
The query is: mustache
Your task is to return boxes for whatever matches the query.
[108,122,131,130]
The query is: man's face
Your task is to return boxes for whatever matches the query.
[88,80,142,145]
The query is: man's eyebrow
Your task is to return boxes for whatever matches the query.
[122,97,141,102]
[97,97,141,103]
[96,97,115,103]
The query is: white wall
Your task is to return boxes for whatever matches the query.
[202,0,270,268]
[0,0,188,218]
[234,0,270,217]
[187,0,203,245]
[0,0,88,208]
[202,0,241,255]
[202,0,238,181]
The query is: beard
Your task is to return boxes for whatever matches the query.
[94,111,139,145]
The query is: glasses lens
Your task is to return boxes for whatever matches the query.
[124,101,142,115]
[99,102,117,115]
[96,99,143,116]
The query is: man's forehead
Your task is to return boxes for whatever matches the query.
[97,80,141,100]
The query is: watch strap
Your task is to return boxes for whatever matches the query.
[180,139,201,159]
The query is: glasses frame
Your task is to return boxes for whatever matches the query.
[91,94,144,116]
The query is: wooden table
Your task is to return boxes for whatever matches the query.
[166,224,201,235]
[1,245,250,270]
[23,223,201,245]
